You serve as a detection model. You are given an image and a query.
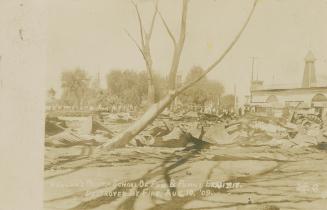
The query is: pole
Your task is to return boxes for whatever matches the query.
[234,84,237,112]
[249,56,261,103]
[0,56,2,88]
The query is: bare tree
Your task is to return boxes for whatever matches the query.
[101,0,259,150]
[125,0,158,104]
[158,0,188,91]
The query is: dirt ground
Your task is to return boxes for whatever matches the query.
[44,135,327,210]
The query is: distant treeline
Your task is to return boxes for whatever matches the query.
[47,67,235,110]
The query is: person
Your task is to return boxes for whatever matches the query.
[238,107,243,116]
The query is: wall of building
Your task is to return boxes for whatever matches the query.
[251,87,327,108]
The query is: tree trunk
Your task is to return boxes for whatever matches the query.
[100,91,177,150]
[128,2,157,106]
[148,82,155,104]
[100,0,258,150]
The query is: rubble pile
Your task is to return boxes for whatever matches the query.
[44,109,327,152]
[44,109,327,210]
[100,112,135,124]
[130,110,327,150]
[45,115,113,150]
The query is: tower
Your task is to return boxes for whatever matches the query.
[302,51,317,88]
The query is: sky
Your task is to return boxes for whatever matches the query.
[47,0,327,104]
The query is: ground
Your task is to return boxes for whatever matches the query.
[44,128,327,210]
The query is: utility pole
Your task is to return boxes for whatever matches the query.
[272,72,275,85]
[0,56,2,88]
[234,84,237,112]
[250,56,260,103]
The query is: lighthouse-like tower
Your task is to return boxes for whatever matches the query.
[302,51,317,88]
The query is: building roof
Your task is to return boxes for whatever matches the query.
[251,86,327,93]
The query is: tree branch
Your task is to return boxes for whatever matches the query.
[147,0,158,39]
[131,0,145,48]
[177,0,258,94]
[167,0,189,90]
[177,0,188,48]
[124,29,146,59]
[158,10,177,46]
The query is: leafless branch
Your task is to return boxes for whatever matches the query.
[167,0,189,89]
[124,29,146,59]
[177,0,259,94]
[147,0,158,39]
[158,10,177,46]
[177,0,189,47]
[131,0,145,47]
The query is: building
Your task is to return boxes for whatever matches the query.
[249,51,327,116]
